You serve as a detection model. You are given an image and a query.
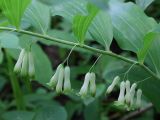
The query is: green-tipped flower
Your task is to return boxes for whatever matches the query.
[129,83,137,106]
[56,65,64,93]
[118,81,125,103]
[136,89,142,108]
[89,72,96,97]
[125,80,130,104]
[20,51,28,77]
[106,76,120,94]
[28,52,35,78]
[14,49,25,73]
[79,72,91,97]
[64,66,71,93]
[47,64,63,89]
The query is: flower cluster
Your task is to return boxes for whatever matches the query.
[106,76,142,110]
[79,72,96,97]
[47,64,72,93]
[14,49,35,78]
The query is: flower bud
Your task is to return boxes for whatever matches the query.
[136,89,142,108]
[125,80,130,104]
[28,52,35,78]
[89,72,96,97]
[79,72,91,97]
[14,49,25,73]
[20,51,28,77]
[129,83,137,106]
[56,65,64,93]
[118,81,125,103]
[64,66,71,93]
[47,64,62,89]
[106,76,120,94]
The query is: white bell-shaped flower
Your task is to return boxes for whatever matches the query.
[47,64,62,89]
[136,89,142,108]
[79,72,91,97]
[64,66,72,92]
[89,72,96,97]
[106,76,120,94]
[118,81,125,103]
[56,65,64,93]
[129,83,137,106]
[14,49,26,73]
[20,51,28,77]
[125,80,130,104]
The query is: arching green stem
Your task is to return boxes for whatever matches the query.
[0,27,159,81]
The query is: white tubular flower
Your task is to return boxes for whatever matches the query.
[47,64,62,89]
[89,72,96,97]
[20,51,28,77]
[56,65,64,93]
[79,72,91,97]
[136,89,142,108]
[125,80,130,104]
[14,49,25,73]
[130,83,137,106]
[28,51,35,78]
[106,76,120,94]
[118,81,125,103]
[64,66,71,93]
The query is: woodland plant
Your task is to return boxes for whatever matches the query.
[0,0,160,120]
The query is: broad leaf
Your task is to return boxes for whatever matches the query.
[24,0,50,34]
[51,0,113,49]
[108,0,157,52]
[136,0,154,10]
[89,11,113,50]
[32,44,53,85]
[138,25,160,63]
[73,3,99,44]
[1,0,31,28]
[108,0,160,76]
[2,111,35,120]
[34,101,67,120]
[0,32,20,49]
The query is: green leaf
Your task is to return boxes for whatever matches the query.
[2,111,35,120]
[24,0,50,34]
[108,0,157,52]
[32,44,53,85]
[34,101,67,120]
[73,3,99,45]
[1,0,31,28]
[89,11,113,50]
[0,32,20,49]
[136,0,154,10]
[51,0,113,48]
[137,30,160,63]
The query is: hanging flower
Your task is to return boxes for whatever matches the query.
[64,66,72,93]
[118,81,125,103]
[136,89,142,108]
[47,64,63,89]
[106,76,120,94]
[56,65,64,93]
[89,72,96,97]
[14,49,26,73]
[125,80,130,104]
[129,83,137,106]
[79,72,91,97]
[20,51,28,77]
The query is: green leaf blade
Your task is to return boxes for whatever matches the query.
[73,3,99,45]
